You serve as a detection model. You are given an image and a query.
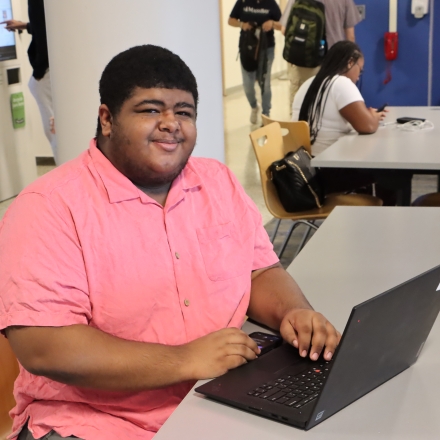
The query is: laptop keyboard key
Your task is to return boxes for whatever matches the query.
[268,391,287,402]
[259,388,280,399]
[285,398,301,407]
[249,359,333,407]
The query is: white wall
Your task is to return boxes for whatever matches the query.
[45,0,225,164]
[221,0,288,92]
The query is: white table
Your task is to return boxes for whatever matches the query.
[311,107,440,205]
[155,206,440,439]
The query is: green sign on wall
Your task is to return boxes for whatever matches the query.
[10,92,25,129]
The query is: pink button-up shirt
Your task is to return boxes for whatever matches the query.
[0,140,278,440]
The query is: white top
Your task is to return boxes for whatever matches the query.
[291,75,364,156]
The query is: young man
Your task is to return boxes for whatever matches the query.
[0,45,339,440]
[228,0,282,124]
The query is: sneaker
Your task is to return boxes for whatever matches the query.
[250,104,259,124]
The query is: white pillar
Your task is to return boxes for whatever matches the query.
[44,0,225,164]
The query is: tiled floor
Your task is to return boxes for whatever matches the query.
[1,78,438,262]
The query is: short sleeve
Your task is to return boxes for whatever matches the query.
[344,0,362,28]
[0,193,92,333]
[271,1,282,21]
[229,0,243,19]
[332,76,364,111]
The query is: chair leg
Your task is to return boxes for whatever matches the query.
[278,220,318,259]
[277,221,297,259]
[270,218,282,243]
[293,221,315,259]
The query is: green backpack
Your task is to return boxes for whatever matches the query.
[283,0,327,68]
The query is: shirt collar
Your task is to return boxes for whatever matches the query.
[88,139,202,204]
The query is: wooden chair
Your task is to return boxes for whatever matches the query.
[261,114,311,155]
[250,122,383,258]
[411,192,440,206]
[0,336,19,440]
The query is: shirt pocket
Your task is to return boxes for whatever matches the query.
[197,222,250,281]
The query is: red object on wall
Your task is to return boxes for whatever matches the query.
[384,32,398,61]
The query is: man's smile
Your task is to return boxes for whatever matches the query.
[152,138,183,152]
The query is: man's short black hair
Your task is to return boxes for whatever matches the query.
[96,44,198,136]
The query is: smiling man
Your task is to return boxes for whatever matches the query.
[0,45,339,440]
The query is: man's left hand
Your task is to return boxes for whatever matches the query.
[0,19,27,32]
[280,309,341,361]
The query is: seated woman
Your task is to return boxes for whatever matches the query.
[292,40,385,154]
[291,41,394,204]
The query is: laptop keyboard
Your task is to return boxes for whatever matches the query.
[247,361,330,409]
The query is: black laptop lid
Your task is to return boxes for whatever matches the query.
[307,264,440,429]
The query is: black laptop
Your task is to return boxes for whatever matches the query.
[196,264,440,430]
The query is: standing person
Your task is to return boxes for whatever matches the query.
[1,0,57,163]
[228,0,282,124]
[0,44,340,440]
[281,0,362,108]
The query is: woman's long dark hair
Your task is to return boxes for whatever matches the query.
[298,41,363,144]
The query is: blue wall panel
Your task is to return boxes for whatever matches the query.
[354,0,432,107]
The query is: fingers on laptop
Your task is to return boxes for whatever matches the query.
[184,328,260,379]
[280,310,340,361]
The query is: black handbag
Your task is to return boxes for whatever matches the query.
[239,28,260,72]
[269,148,325,212]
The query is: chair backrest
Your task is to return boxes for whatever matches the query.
[249,122,297,219]
[261,114,311,155]
[0,336,19,440]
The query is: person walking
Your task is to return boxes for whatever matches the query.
[1,0,57,163]
[281,0,362,108]
[228,0,282,124]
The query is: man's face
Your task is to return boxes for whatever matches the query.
[100,87,197,189]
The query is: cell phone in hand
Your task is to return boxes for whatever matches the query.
[249,332,283,355]
[376,103,388,112]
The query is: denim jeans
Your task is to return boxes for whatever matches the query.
[240,46,275,116]
[18,424,81,440]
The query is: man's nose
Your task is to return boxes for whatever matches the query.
[158,111,180,132]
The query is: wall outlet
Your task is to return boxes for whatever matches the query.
[357,5,366,20]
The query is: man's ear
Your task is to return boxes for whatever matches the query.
[98,104,113,137]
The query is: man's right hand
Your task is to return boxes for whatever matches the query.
[6,324,260,392]
[241,22,253,31]
[182,328,260,380]
[0,19,27,31]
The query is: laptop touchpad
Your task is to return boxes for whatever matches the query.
[251,343,305,374]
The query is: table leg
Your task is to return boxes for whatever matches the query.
[395,179,412,206]
[374,170,413,206]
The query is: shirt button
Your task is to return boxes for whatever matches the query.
[184,299,190,307]
[175,252,180,259]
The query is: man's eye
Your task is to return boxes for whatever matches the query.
[140,108,159,113]
[176,111,193,117]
